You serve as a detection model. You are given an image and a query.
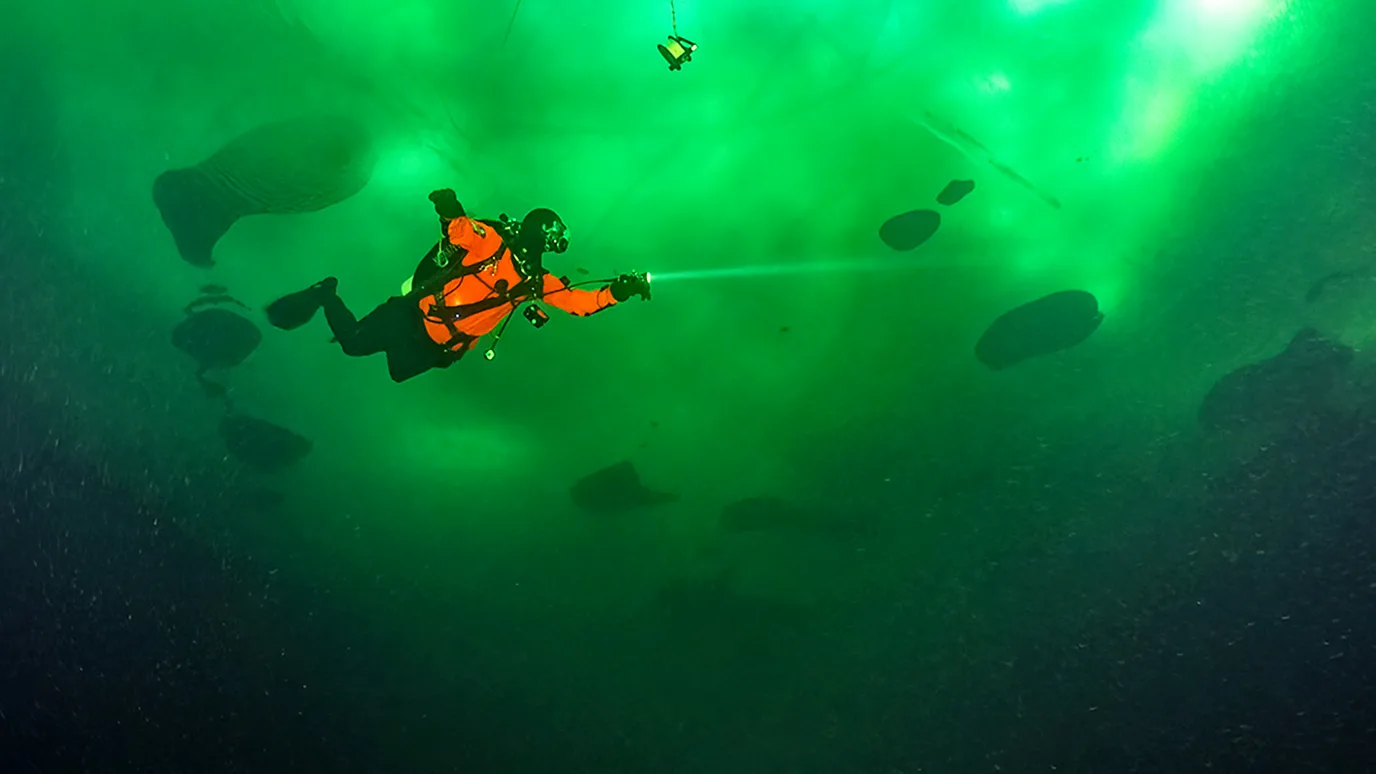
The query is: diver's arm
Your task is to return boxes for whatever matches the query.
[429,189,466,221]
[430,188,491,255]
[540,273,618,317]
[424,188,476,274]
[445,216,492,253]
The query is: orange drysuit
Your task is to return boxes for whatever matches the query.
[417,216,617,352]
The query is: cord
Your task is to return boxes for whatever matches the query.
[502,0,522,46]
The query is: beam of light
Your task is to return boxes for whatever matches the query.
[648,257,938,285]
[1147,0,1295,78]
[1104,0,1293,165]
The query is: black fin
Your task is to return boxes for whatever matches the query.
[265,285,327,330]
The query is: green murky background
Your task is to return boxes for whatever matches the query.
[5,0,1375,770]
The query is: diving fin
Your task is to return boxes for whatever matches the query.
[266,278,337,330]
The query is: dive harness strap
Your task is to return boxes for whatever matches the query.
[418,220,544,350]
[410,217,501,299]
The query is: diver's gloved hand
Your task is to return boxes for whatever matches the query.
[610,272,652,302]
[428,188,464,220]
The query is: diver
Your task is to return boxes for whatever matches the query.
[265,189,652,383]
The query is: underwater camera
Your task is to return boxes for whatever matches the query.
[658,35,697,71]
[523,303,550,329]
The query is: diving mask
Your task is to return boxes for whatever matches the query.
[543,220,569,254]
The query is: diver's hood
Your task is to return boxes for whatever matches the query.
[520,208,568,255]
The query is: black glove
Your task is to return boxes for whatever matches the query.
[428,188,465,220]
[610,272,651,302]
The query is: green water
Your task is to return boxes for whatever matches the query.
[5,0,1373,769]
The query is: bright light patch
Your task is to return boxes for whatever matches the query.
[1150,0,1293,75]
[1087,277,1126,318]
[1010,0,1075,15]
[1112,86,1187,162]
[1197,0,1269,20]
[370,141,448,193]
[1108,0,1290,163]
[979,72,1012,94]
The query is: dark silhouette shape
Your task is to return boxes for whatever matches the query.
[913,110,1061,209]
[184,294,250,316]
[171,308,262,372]
[173,291,261,399]
[975,289,1103,370]
[936,179,975,206]
[1198,328,1353,433]
[218,413,312,472]
[153,115,376,266]
[879,209,942,251]
[1304,268,1374,303]
[569,460,678,512]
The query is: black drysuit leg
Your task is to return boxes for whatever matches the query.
[323,294,451,383]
